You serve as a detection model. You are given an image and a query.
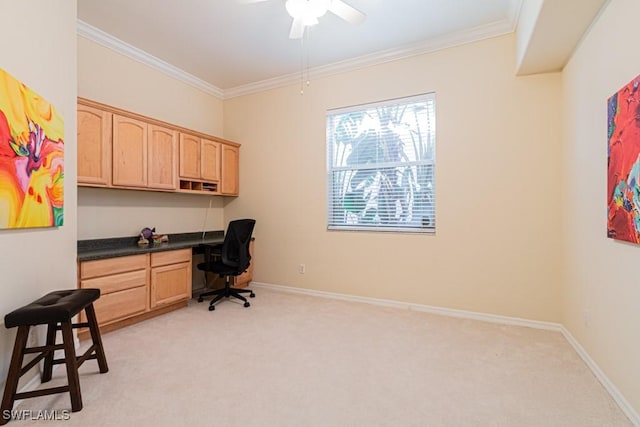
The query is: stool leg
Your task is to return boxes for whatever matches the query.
[60,321,82,412]
[41,322,57,383]
[84,304,108,373]
[1,325,30,425]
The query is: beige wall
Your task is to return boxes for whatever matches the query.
[77,37,226,239]
[562,0,640,413]
[0,0,78,383]
[78,188,223,239]
[224,34,564,322]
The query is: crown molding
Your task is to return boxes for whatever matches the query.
[508,0,525,31]
[77,20,224,99]
[223,17,516,98]
[78,7,520,101]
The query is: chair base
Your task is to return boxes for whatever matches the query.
[198,276,254,311]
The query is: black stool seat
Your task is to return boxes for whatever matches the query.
[5,289,100,328]
[1,289,108,425]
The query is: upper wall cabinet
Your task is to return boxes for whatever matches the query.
[148,125,178,190]
[112,115,148,188]
[221,144,239,195]
[77,104,112,186]
[178,134,222,193]
[77,98,240,196]
[201,139,221,182]
[179,133,201,179]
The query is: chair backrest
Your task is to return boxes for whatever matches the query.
[220,219,256,273]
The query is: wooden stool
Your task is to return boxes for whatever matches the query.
[0,289,108,425]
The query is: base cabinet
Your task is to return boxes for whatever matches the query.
[95,286,148,325]
[79,249,192,336]
[150,249,192,308]
[79,254,148,326]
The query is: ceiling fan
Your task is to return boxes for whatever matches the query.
[240,0,366,39]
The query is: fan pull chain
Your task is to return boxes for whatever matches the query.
[299,35,305,95]
[299,27,312,95]
[305,28,311,88]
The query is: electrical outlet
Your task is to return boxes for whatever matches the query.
[298,264,306,274]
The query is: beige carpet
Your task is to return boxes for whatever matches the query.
[7,287,631,426]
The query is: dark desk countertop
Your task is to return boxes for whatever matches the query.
[77,231,225,261]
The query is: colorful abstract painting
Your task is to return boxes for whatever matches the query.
[607,74,640,243]
[0,68,64,229]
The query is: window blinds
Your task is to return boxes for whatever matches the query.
[326,93,436,232]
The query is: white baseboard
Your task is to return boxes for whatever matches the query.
[251,282,561,330]
[251,281,640,425]
[560,326,640,426]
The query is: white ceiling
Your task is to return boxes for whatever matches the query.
[78,0,521,95]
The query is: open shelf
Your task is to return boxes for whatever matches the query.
[178,180,219,194]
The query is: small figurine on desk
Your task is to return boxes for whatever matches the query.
[138,227,169,246]
[137,235,149,247]
[141,227,155,240]
[152,234,169,245]
[138,227,156,247]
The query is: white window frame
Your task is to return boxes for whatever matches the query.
[326,93,436,233]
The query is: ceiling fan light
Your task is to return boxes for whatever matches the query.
[302,15,319,26]
[285,0,306,19]
[308,0,330,18]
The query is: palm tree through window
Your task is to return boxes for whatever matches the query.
[327,93,436,232]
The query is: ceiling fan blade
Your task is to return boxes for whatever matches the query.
[328,0,366,25]
[289,17,305,39]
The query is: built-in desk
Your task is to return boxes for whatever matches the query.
[77,231,225,337]
[77,231,224,261]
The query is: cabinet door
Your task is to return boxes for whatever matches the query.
[148,125,178,190]
[77,104,111,186]
[201,139,221,182]
[179,133,200,179]
[220,144,239,195]
[113,115,148,187]
[150,261,192,308]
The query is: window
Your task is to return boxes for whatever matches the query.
[327,93,436,233]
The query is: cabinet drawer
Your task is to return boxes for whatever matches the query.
[80,254,148,279]
[93,286,147,325]
[80,269,146,295]
[151,249,192,267]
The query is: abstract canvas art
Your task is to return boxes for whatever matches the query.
[0,68,64,229]
[607,73,640,243]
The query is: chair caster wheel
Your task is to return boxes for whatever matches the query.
[244,302,250,308]
[249,292,255,298]
[198,297,203,303]
[208,305,215,311]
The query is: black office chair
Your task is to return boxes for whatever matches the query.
[197,219,256,311]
